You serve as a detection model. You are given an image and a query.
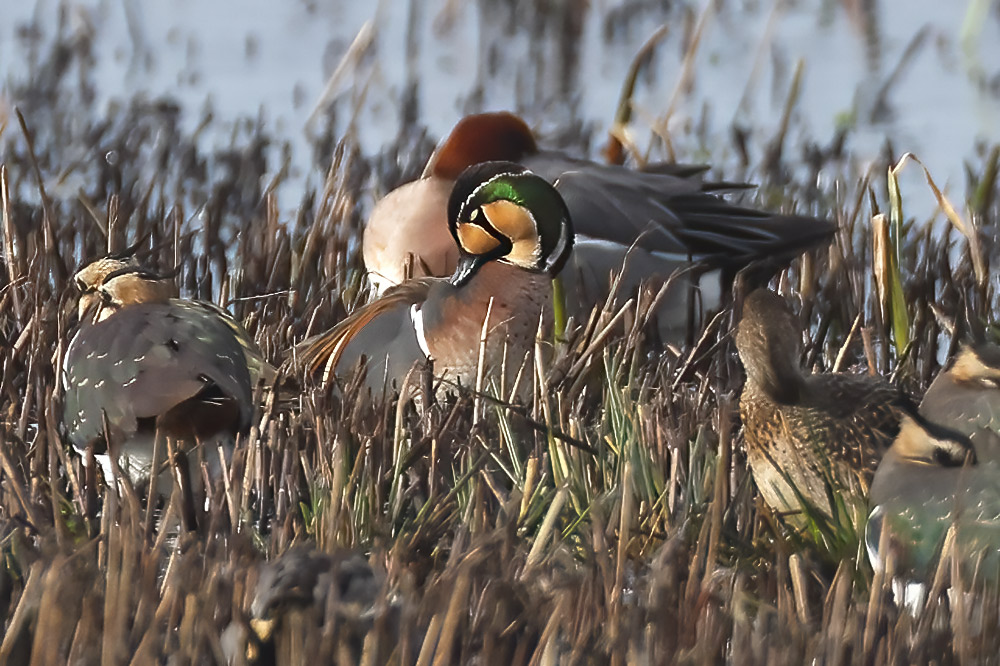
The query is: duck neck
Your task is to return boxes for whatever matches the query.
[742,340,805,404]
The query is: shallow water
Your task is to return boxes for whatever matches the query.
[1,0,997,210]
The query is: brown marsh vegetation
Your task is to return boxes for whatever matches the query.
[2,4,1000,665]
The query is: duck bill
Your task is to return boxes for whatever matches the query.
[450,254,484,287]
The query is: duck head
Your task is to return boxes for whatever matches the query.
[890,414,977,467]
[424,112,538,179]
[74,257,133,321]
[447,161,574,287]
[73,238,157,319]
[78,265,177,323]
[735,289,805,404]
[947,343,1000,390]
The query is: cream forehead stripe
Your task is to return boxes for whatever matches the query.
[953,349,1000,382]
[74,258,129,289]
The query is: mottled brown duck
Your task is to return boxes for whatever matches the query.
[736,288,913,530]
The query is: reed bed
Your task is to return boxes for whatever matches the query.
[2,9,1000,665]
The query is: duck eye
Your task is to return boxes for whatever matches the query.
[468,207,481,223]
[100,290,114,304]
[933,447,955,466]
[75,278,90,292]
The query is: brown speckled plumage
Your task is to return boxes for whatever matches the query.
[735,289,913,528]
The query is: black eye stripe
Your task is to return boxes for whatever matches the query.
[464,206,509,243]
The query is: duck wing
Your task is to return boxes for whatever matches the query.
[63,302,254,450]
[290,279,437,389]
[523,151,835,269]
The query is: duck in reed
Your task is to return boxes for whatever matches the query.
[918,342,1000,461]
[294,160,572,397]
[63,255,257,498]
[735,288,912,531]
[867,413,987,612]
[867,344,1000,607]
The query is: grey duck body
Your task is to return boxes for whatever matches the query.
[63,300,253,489]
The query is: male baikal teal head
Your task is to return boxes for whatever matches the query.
[447,161,573,286]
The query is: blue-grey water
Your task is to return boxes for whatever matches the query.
[1,0,998,213]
